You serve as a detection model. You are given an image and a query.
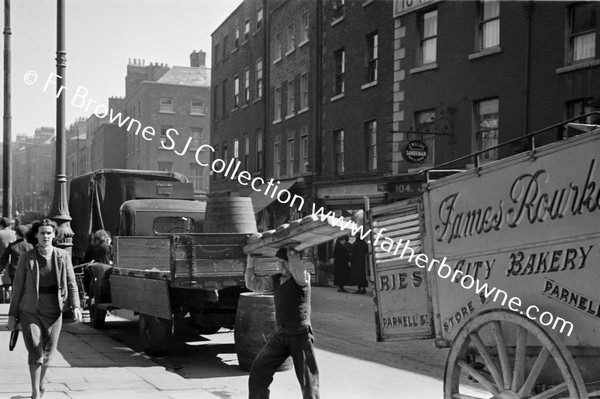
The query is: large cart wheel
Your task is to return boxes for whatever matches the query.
[444,309,587,399]
[139,313,172,356]
[88,281,106,329]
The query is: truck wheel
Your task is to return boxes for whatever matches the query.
[88,281,106,329]
[139,314,172,356]
[444,309,588,399]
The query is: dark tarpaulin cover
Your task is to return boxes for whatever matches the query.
[69,169,187,260]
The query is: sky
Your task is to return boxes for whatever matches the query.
[3,0,241,139]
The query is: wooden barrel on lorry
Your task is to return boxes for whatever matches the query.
[234,292,293,372]
[203,197,257,234]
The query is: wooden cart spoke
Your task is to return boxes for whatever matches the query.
[451,393,489,399]
[490,321,512,390]
[511,326,527,392]
[457,359,500,395]
[444,309,588,399]
[469,332,504,391]
[528,382,568,399]
[517,347,550,397]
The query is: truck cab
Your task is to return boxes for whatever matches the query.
[118,199,206,236]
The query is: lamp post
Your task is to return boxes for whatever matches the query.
[2,0,11,219]
[49,0,73,251]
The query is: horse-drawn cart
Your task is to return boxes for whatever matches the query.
[367,117,600,398]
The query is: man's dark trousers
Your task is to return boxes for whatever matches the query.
[248,329,319,399]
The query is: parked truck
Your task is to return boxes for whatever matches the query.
[68,169,259,355]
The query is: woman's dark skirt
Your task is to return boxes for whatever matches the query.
[20,293,62,365]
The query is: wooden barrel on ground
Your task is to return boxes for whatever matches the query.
[203,197,258,234]
[234,292,293,372]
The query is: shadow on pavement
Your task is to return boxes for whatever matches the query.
[311,285,449,381]
[64,314,248,379]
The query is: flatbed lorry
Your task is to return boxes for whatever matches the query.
[69,169,259,355]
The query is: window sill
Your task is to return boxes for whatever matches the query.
[409,63,438,75]
[253,97,263,104]
[468,46,502,60]
[273,118,282,125]
[331,16,345,27]
[273,57,283,65]
[159,110,175,114]
[242,104,249,109]
[190,112,206,117]
[297,107,309,115]
[285,113,295,120]
[231,107,239,113]
[361,81,378,90]
[299,39,309,48]
[285,48,295,57]
[330,93,346,102]
[556,59,600,74]
[232,47,239,54]
[362,0,374,6]
[243,39,249,46]
[253,27,263,36]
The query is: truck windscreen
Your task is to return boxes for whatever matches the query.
[153,216,196,234]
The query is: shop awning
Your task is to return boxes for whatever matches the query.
[248,179,297,213]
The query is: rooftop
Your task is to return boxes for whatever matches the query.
[156,66,211,87]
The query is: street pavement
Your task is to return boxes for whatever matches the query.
[0,286,486,399]
[0,302,221,399]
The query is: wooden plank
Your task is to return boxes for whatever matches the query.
[193,258,245,274]
[195,244,246,259]
[172,275,245,290]
[244,217,353,256]
[110,274,172,319]
[113,268,170,280]
[192,233,250,246]
[114,256,171,271]
[114,236,171,271]
[115,237,170,257]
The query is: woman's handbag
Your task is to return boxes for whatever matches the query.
[9,329,19,351]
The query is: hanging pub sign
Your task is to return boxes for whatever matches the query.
[403,140,428,163]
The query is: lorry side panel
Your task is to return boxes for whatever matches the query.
[113,236,171,272]
[110,275,172,319]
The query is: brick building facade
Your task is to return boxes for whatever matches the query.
[65,53,212,196]
[211,0,267,196]
[212,0,600,230]
[12,127,55,214]
[392,0,600,171]
[123,58,212,194]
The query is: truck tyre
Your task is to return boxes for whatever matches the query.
[139,314,172,356]
[88,281,107,329]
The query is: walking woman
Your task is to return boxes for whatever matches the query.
[7,219,82,399]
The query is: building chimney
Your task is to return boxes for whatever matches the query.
[190,50,206,67]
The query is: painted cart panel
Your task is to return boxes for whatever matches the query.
[423,131,600,347]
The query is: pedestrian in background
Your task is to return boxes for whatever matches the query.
[84,229,113,264]
[333,235,351,293]
[0,225,34,302]
[350,237,369,294]
[0,216,16,256]
[245,247,319,399]
[7,219,82,399]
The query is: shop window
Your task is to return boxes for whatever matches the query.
[475,98,499,161]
